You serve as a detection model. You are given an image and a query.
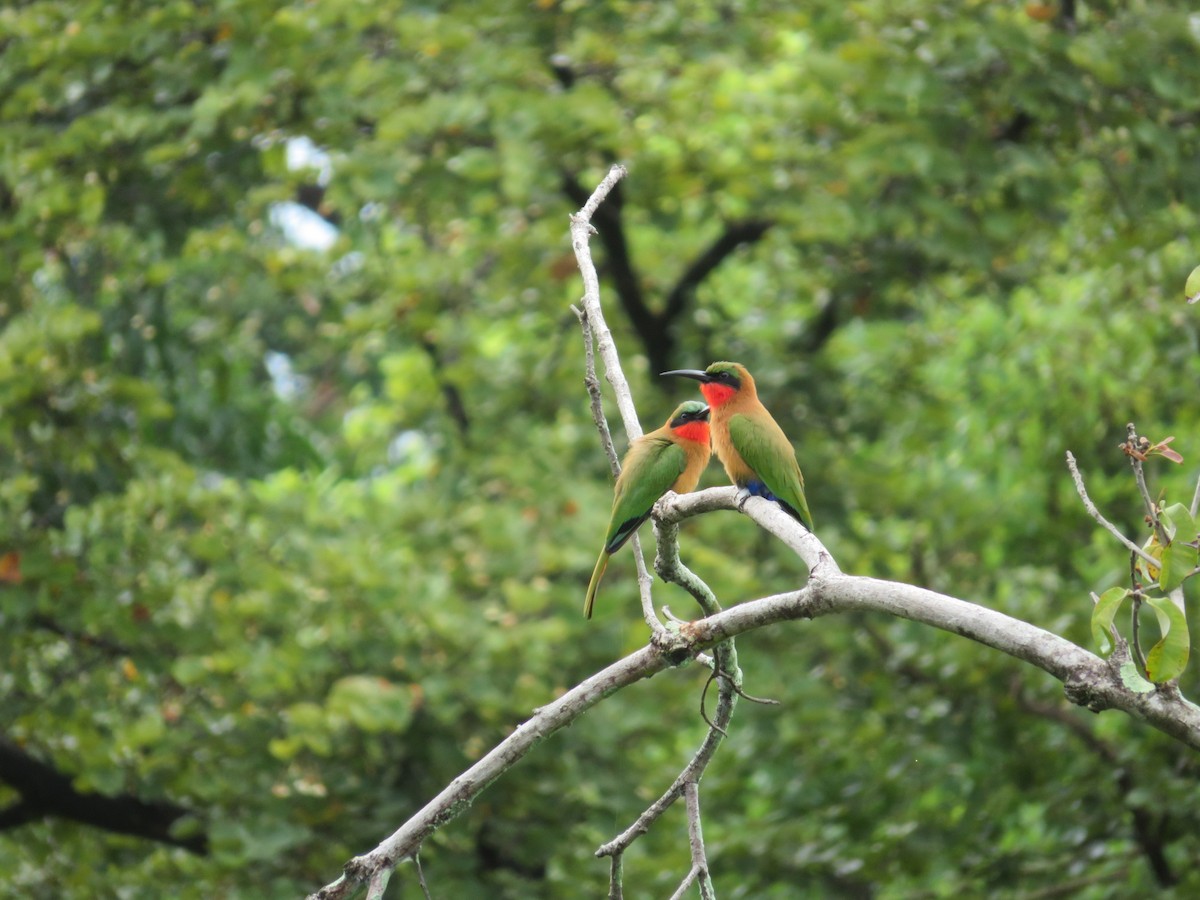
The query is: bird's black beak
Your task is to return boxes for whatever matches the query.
[661,369,711,383]
[698,406,710,421]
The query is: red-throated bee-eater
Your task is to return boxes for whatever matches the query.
[584,401,711,618]
[661,362,812,529]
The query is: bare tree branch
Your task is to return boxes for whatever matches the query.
[570,169,666,633]
[570,165,640,439]
[684,781,715,900]
[561,172,658,366]
[606,853,624,900]
[308,484,1200,898]
[595,654,735,860]
[363,870,390,900]
[1066,451,1157,566]
[654,516,721,617]
[668,866,700,900]
[572,306,621,476]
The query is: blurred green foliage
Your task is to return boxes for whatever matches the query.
[3,0,1200,897]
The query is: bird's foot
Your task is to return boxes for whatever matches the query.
[734,487,753,509]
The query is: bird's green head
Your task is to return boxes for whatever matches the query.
[668,400,710,427]
[666,401,710,443]
[703,361,750,387]
[661,361,754,408]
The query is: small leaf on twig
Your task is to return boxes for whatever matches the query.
[1186,264,1200,304]
[1157,542,1196,593]
[1119,434,1183,464]
[1148,436,1183,464]
[1158,503,1199,592]
[1091,587,1131,656]
[1144,596,1190,682]
[1161,502,1198,541]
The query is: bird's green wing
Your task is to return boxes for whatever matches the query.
[604,439,687,554]
[728,414,812,528]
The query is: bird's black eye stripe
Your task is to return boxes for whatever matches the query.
[707,369,739,387]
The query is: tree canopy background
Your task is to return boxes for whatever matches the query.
[4,1,1200,896]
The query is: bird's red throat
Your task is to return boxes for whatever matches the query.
[699,382,737,408]
[673,421,710,445]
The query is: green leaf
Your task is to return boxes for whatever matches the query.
[1144,596,1190,682]
[1091,587,1130,655]
[1160,503,1197,541]
[1159,541,1198,592]
[1119,661,1156,694]
[1156,504,1198,591]
[1186,264,1200,303]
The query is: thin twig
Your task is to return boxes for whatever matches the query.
[1128,555,1149,678]
[573,306,620,476]
[602,484,806,874]
[1127,428,1168,547]
[414,852,432,900]
[1130,596,1147,677]
[667,867,700,900]
[698,671,728,737]
[697,654,782,706]
[1133,458,1163,542]
[726,677,781,707]
[654,517,721,618]
[685,782,716,900]
[597,654,737,859]
[1066,452,1158,566]
[645,501,745,868]
[607,853,624,900]
[715,672,782,710]
[1189,473,1200,520]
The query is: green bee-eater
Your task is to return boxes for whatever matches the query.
[662,362,812,529]
[584,401,712,618]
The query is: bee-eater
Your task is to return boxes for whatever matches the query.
[584,401,712,619]
[661,362,812,529]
